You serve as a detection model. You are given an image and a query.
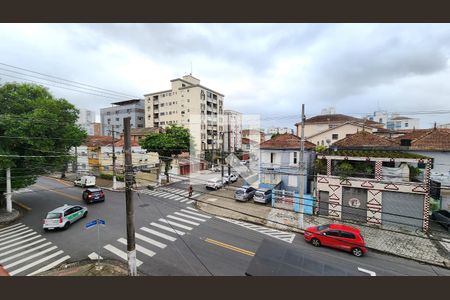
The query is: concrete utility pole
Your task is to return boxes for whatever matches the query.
[228,117,232,177]
[6,168,12,213]
[123,117,137,276]
[74,146,78,176]
[221,132,225,183]
[299,104,306,229]
[111,125,117,190]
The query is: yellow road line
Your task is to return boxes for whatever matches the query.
[34,184,81,202]
[205,238,255,257]
[12,200,32,211]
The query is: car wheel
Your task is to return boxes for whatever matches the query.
[43,228,49,232]
[352,247,363,257]
[311,238,321,247]
[63,222,70,230]
[83,211,88,218]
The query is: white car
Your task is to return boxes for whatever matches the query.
[206,178,223,190]
[223,174,238,184]
[43,204,88,231]
[74,175,96,188]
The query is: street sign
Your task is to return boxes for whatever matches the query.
[98,219,106,225]
[85,220,98,229]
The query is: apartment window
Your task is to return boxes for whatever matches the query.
[137,124,143,128]
[106,112,111,115]
[115,110,119,115]
[293,151,298,164]
[160,121,165,125]
[138,117,143,121]
[115,125,120,128]
[187,89,189,92]
[169,93,171,96]
[379,118,383,123]
[116,118,120,121]
[182,84,186,87]
[270,153,275,164]
[405,122,409,127]
[187,99,190,102]
[332,134,339,140]
[161,103,164,107]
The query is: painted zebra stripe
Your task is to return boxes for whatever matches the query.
[186,207,199,212]
[9,250,64,276]
[0,235,42,252]
[180,209,211,219]
[0,232,38,247]
[174,212,206,222]
[117,238,156,257]
[140,227,176,242]
[179,199,189,203]
[135,233,167,249]
[192,193,201,198]
[0,238,46,258]
[0,242,52,264]
[150,223,185,235]
[0,223,23,233]
[167,215,200,226]
[0,224,26,236]
[103,245,143,267]
[158,219,193,230]
[4,246,58,269]
[27,255,71,276]
[186,200,194,204]
[0,228,33,241]
[174,196,185,201]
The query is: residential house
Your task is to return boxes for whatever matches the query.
[386,114,420,130]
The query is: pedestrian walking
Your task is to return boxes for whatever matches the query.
[188,185,193,198]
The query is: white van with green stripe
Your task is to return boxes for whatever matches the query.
[43,204,88,231]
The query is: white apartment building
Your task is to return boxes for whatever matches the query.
[77,108,96,136]
[386,114,420,130]
[144,75,224,157]
[223,110,242,153]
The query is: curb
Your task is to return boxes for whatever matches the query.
[0,209,21,226]
[196,204,450,270]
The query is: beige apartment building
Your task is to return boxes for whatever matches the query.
[144,75,224,157]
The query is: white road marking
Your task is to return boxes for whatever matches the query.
[88,252,103,260]
[440,241,450,252]
[357,267,376,276]
[0,242,52,264]
[174,212,206,222]
[167,215,200,226]
[179,199,189,203]
[150,223,185,235]
[0,235,41,251]
[0,238,46,258]
[186,207,199,212]
[117,238,156,257]
[0,224,26,235]
[166,194,180,200]
[26,255,71,276]
[9,250,64,276]
[174,196,185,201]
[135,233,167,249]
[158,219,193,230]
[0,232,38,246]
[180,209,211,219]
[186,200,195,204]
[103,244,143,267]
[0,223,23,233]
[140,227,176,242]
[0,228,32,241]
[4,246,58,269]
[192,193,201,198]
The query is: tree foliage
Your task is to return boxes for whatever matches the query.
[139,125,192,182]
[0,83,87,206]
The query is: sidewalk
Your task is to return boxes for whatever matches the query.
[196,190,450,268]
[0,208,20,225]
[37,259,133,276]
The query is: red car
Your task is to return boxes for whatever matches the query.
[304,224,367,257]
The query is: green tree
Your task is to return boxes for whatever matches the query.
[0,82,87,209]
[139,125,192,183]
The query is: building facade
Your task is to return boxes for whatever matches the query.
[144,75,224,157]
[223,110,242,153]
[100,99,145,136]
[77,108,96,136]
[387,115,420,130]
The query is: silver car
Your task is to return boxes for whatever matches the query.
[43,204,88,231]
[253,189,272,204]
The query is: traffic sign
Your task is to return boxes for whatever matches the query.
[85,220,98,229]
[98,219,106,225]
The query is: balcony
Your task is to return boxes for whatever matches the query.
[153,118,159,122]
[153,109,159,113]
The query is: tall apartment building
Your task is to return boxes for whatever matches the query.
[223,110,242,153]
[100,99,145,136]
[144,75,224,157]
[77,108,96,136]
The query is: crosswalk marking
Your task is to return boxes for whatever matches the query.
[174,212,206,222]
[0,223,23,233]
[158,219,193,230]
[0,232,38,246]
[179,199,189,203]
[139,187,201,204]
[26,255,71,276]
[150,222,185,235]
[186,200,195,204]
[180,209,211,219]
[216,217,296,243]
[135,233,167,249]
[167,215,200,226]
[117,238,156,257]
[0,225,28,238]
[140,227,177,242]
[88,252,103,260]
[0,242,52,264]
[0,235,41,251]
[0,238,46,258]
[166,194,180,200]
[4,246,58,269]
[0,224,26,235]
[0,228,33,242]
[103,244,143,267]
[186,207,199,212]
[9,250,64,276]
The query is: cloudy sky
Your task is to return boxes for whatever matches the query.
[1,23,450,129]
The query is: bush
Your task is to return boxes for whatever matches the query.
[99,173,124,182]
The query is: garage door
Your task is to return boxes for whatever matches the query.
[342,187,367,222]
[382,192,424,229]
[319,191,329,216]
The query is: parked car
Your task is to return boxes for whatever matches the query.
[431,210,450,230]
[82,188,105,204]
[210,165,221,172]
[223,173,238,184]
[253,188,272,204]
[304,224,367,257]
[206,178,223,190]
[235,185,257,201]
[43,204,88,231]
[74,175,96,188]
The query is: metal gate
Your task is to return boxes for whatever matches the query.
[318,191,329,216]
[342,187,367,222]
[382,192,424,229]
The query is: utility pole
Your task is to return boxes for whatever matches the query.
[124,117,136,276]
[111,124,117,190]
[227,114,231,177]
[6,168,12,213]
[74,146,78,177]
[298,104,306,229]
[221,132,225,183]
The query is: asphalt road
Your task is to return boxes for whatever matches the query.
[2,176,449,276]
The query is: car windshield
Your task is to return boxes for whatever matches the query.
[46,212,61,219]
[316,224,329,231]
[236,189,244,194]
[255,191,264,196]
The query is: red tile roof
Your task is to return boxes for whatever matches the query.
[295,114,382,127]
[114,139,140,147]
[408,129,450,151]
[260,133,316,150]
[87,136,118,147]
[333,131,398,148]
